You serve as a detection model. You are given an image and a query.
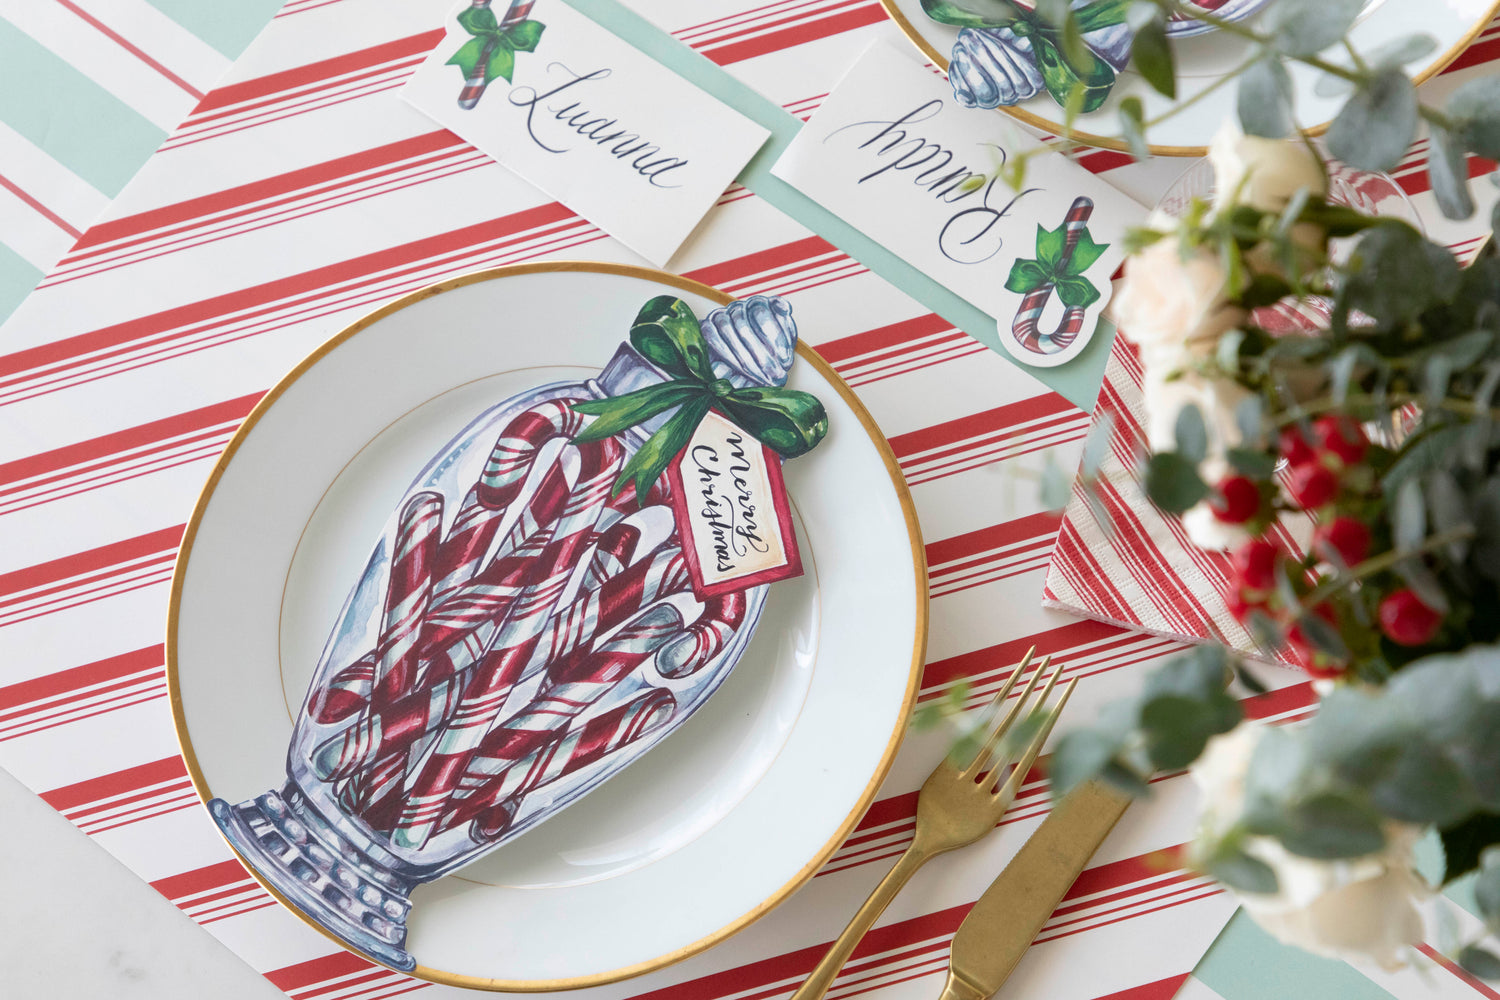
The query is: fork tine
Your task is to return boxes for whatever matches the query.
[980,646,1033,714]
[962,654,1049,780]
[994,673,1077,797]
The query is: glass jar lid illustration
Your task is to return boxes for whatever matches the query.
[924,0,1273,112]
[206,293,827,971]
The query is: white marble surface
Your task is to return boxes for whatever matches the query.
[0,766,280,999]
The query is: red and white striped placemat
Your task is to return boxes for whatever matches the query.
[0,0,1494,998]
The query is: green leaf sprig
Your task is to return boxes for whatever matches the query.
[447,5,545,87]
[571,297,829,502]
[1004,219,1111,308]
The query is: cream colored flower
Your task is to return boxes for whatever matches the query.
[1112,237,1248,351]
[1209,123,1328,217]
[1209,123,1329,260]
[1190,724,1430,972]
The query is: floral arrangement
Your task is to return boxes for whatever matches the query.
[1020,0,1500,980]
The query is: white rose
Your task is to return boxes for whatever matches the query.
[1209,123,1329,262]
[1209,122,1328,217]
[1191,723,1430,972]
[1112,237,1247,351]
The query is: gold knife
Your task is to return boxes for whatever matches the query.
[937,780,1133,1000]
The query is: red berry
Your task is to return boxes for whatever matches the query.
[1378,589,1444,647]
[1230,539,1279,594]
[1224,587,1258,623]
[1313,516,1372,568]
[1288,462,1338,510]
[1279,426,1316,467]
[1211,475,1262,524]
[1313,416,1368,467]
[1285,603,1337,658]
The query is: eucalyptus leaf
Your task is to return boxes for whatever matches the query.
[1463,946,1500,981]
[1450,76,1500,159]
[1041,454,1073,510]
[1313,72,1355,99]
[1118,96,1149,160]
[1428,125,1476,221]
[1207,847,1279,894]
[1228,448,1276,480]
[1295,608,1349,660]
[1174,404,1209,464]
[1235,395,1266,446]
[1263,0,1363,56]
[1427,470,1472,561]
[1131,16,1175,99]
[1385,425,1468,494]
[1237,58,1294,139]
[1329,346,1361,404]
[1369,33,1439,68]
[1368,739,1472,827]
[1327,69,1418,173]
[1475,851,1500,930]
[1426,352,1456,409]
[1083,413,1115,477]
[1395,558,1452,614]
[1143,452,1209,513]
[1050,728,1130,797]
[1341,222,1461,330]
[1280,792,1387,859]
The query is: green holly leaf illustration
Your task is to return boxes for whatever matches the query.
[1035,222,1067,269]
[1055,274,1102,309]
[508,20,545,52]
[446,37,489,77]
[1064,228,1110,275]
[1006,258,1051,295]
[486,45,516,84]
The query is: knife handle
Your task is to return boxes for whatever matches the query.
[791,842,934,1000]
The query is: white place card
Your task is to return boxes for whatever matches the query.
[772,41,1147,368]
[402,0,770,267]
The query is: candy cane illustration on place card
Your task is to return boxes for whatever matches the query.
[449,0,545,108]
[207,294,826,973]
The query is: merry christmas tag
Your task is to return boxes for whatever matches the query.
[666,410,803,597]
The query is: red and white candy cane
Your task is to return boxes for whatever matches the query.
[315,653,376,725]
[391,437,624,849]
[459,686,678,841]
[428,399,586,608]
[326,444,619,819]
[656,590,749,679]
[456,0,537,110]
[448,605,685,811]
[369,493,445,706]
[1012,196,1094,357]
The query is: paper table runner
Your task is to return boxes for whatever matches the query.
[0,2,1490,1000]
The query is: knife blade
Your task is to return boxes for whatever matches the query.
[937,780,1134,1000]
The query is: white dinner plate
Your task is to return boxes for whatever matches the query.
[880,0,1500,156]
[168,262,927,989]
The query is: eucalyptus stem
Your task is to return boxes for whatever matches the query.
[1144,55,1263,127]
[1268,392,1500,425]
[1305,526,1476,604]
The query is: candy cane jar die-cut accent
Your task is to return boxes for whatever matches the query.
[199,284,823,972]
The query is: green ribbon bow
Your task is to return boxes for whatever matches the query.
[921,0,1130,113]
[1004,219,1110,308]
[571,296,829,503]
[447,6,545,86]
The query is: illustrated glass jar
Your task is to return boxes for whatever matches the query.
[208,296,799,971]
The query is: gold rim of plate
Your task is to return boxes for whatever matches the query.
[876,0,1500,157]
[165,260,931,992]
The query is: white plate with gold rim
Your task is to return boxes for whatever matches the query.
[168,262,927,990]
[880,0,1500,156]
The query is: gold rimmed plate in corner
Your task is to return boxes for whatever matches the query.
[879,0,1500,157]
[167,262,927,990]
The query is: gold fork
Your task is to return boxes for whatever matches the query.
[789,649,1075,1000]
